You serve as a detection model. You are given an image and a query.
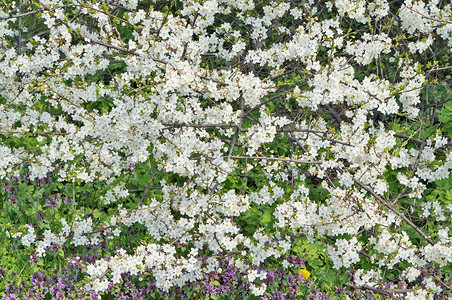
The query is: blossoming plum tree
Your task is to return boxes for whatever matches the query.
[1,0,451,297]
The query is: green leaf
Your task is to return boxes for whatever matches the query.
[92,209,102,219]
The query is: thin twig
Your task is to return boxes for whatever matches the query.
[135,168,158,208]
[228,156,321,164]
[345,283,414,296]
[352,177,435,246]
[0,10,42,20]
[394,133,426,145]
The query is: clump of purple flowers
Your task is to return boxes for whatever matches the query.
[1,172,54,205]
[1,248,329,300]
[45,194,61,208]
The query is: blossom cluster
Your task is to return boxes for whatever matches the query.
[0,0,451,298]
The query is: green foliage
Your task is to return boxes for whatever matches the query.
[236,204,276,236]
[293,237,349,291]
[439,99,452,138]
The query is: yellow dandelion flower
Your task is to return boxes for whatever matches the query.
[298,269,310,279]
